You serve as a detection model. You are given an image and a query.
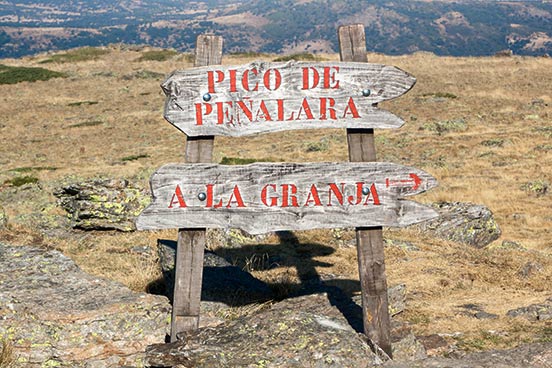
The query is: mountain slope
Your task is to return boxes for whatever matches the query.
[1,0,551,57]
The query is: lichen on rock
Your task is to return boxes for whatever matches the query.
[418,202,501,248]
[54,178,150,231]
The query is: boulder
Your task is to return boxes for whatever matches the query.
[507,298,552,321]
[418,202,501,248]
[384,342,552,368]
[145,293,380,368]
[0,243,170,367]
[55,178,150,231]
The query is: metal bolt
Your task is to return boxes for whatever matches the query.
[362,186,370,195]
[362,89,371,97]
[198,192,207,201]
[202,93,212,102]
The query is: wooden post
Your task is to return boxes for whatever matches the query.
[171,34,223,342]
[338,24,393,357]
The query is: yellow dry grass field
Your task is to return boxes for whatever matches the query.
[0,46,551,353]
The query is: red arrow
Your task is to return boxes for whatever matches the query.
[386,173,422,190]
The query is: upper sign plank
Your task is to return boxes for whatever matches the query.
[162,61,416,137]
[136,162,438,234]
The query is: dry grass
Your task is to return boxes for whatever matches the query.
[0,339,15,368]
[0,46,551,353]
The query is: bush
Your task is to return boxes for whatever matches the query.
[220,157,274,165]
[4,176,39,187]
[39,47,109,63]
[135,50,178,62]
[0,65,66,85]
[273,52,321,62]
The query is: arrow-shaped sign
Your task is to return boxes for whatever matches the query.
[162,61,416,137]
[136,162,438,234]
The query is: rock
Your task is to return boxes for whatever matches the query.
[390,321,427,361]
[458,303,498,320]
[497,240,526,251]
[145,293,380,368]
[55,178,150,231]
[0,205,7,229]
[157,239,274,308]
[384,342,552,368]
[507,298,552,321]
[0,243,170,367]
[417,334,451,357]
[518,261,544,278]
[418,202,501,248]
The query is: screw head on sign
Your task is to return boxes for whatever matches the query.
[362,186,370,195]
[362,89,371,97]
[202,93,212,102]
[198,192,207,201]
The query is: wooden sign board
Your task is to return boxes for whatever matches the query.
[136,162,438,234]
[162,61,416,137]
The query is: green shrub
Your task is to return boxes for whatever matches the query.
[273,52,321,62]
[521,179,549,197]
[39,47,109,63]
[422,92,458,99]
[4,176,39,187]
[69,120,103,128]
[481,138,505,147]
[135,50,178,62]
[0,64,66,85]
[121,154,150,162]
[220,157,275,165]
[9,166,57,173]
[67,100,98,107]
[423,118,467,135]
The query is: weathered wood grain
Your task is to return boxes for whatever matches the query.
[340,23,392,357]
[136,162,438,234]
[162,60,415,136]
[171,34,222,342]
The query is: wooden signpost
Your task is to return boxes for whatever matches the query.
[136,25,438,358]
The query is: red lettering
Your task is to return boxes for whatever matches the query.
[195,103,213,126]
[205,184,223,208]
[229,69,237,93]
[342,97,361,119]
[296,98,314,120]
[261,184,278,206]
[255,100,272,121]
[319,98,337,120]
[323,66,340,89]
[168,185,187,208]
[363,183,381,205]
[328,183,345,206]
[242,69,259,92]
[304,184,322,206]
[237,100,253,122]
[226,185,246,208]
[263,69,282,91]
[216,101,233,125]
[207,70,225,93]
[302,67,320,90]
[277,99,285,121]
[281,184,299,207]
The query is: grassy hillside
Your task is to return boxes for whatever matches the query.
[1,0,551,57]
[0,46,550,353]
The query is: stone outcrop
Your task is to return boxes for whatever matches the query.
[145,293,381,368]
[0,243,170,367]
[55,178,150,231]
[384,342,552,368]
[418,202,501,248]
[507,298,552,321]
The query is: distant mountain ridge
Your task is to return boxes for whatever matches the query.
[1,0,551,58]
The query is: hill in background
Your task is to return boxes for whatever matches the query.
[1,0,551,58]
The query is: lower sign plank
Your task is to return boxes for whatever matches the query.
[136,162,438,234]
